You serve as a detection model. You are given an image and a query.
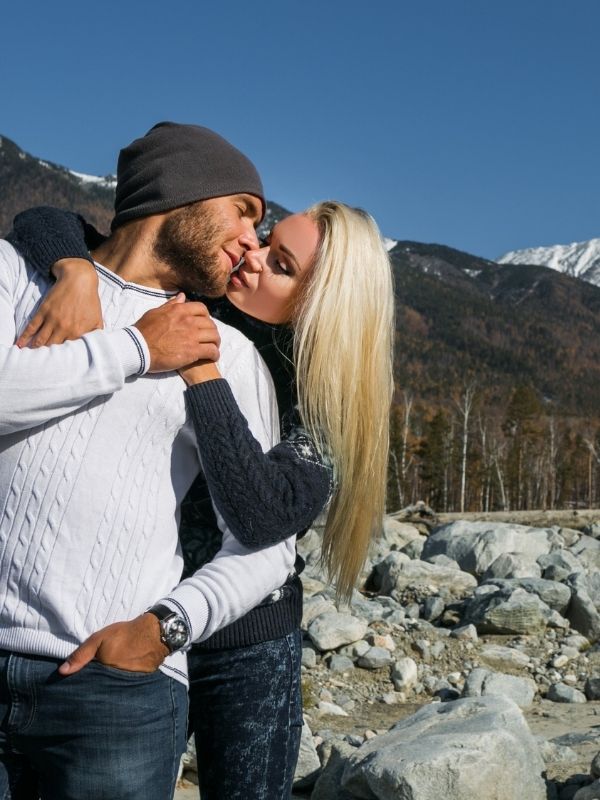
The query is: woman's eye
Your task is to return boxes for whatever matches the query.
[275,260,290,275]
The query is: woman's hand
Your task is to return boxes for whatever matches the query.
[17,259,103,347]
[178,360,222,385]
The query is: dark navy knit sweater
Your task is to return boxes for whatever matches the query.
[8,207,333,649]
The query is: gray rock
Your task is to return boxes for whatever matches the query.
[563,633,591,651]
[350,599,385,624]
[547,683,587,703]
[423,553,462,570]
[339,639,370,659]
[463,668,536,708]
[302,647,317,668]
[341,695,546,800]
[567,590,600,643]
[538,550,584,581]
[317,701,349,717]
[482,552,542,580]
[430,640,446,659]
[592,752,600,779]
[369,518,423,564]
[451,623,478,641]
[311,741,356,800]
[585,677,600,701]
[327,655,354,672]
[551,731,600,747]
[534,736,578,765]
[583,522,600,540]
[483,576,572,614]
[573,780,600,800]
[372,554,477,597]
[292,721,321,789]
[400,536,426,560]
[422,520,560,578]
[308,612,368,652]
[570,534,600,573]
[357,646,394,670]
[405,602,420,619]
[479,644,531,670]
[302,595,336,630]
[421,595,445,621]
[464,587,553,635]
[391,657,418,692]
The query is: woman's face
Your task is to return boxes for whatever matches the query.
[225,213,320,324]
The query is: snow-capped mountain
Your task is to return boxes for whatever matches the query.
[499,238,600,287]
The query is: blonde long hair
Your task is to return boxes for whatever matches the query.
[293,201,395,601]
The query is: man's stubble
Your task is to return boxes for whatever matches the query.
[153,201,230,298]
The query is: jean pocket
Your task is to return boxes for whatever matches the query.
[86,661,164,681]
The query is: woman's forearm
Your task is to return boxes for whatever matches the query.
[185,379,332,548]
[6,206,100,279]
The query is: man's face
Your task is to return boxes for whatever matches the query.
[152,194,262,297]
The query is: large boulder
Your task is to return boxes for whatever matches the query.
[370,553,476,598]
[482,577,571,614]
[464,587,554,635]
[569,534,600,572]
[481,552,541,580]
[422,521,562,578]
[341,695,546,800]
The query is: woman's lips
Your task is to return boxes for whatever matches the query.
[229,272,247,289]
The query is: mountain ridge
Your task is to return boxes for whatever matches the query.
[3,132,600,422]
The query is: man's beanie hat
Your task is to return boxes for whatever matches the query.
[112,121,265,230]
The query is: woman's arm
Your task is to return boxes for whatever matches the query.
[184,377,333,549]
[6,207,104,346]
[7,206,102,278]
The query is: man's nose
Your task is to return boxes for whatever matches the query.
[239,228,259,252]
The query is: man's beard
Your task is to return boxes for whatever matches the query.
[152,201,229,297]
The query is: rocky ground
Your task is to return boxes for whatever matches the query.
[177,512,600,800]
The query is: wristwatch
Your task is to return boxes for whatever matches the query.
[147,603,190,653]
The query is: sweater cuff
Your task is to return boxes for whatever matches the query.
[185,379,239,424]
[24,239,94,278]
[159,586,211,644]
[94,327,150,377]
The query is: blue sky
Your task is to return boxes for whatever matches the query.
[2,0,599,259]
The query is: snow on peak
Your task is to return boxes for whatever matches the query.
[69,169,117,189]
[498,238,600,287]
[384,237,397,252]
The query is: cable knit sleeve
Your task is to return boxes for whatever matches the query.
[185,379,332,548]
[0,241,148,433]
[6,206,102,279]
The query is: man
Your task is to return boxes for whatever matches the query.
[0,122,295,799]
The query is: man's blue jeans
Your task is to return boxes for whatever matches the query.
[188,629,303,800]
[0,650,188,800]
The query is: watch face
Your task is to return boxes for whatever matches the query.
[163,616,189,650]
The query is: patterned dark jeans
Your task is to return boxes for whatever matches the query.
[187,629,303,800]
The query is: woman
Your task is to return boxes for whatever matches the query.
[9,200,395,799]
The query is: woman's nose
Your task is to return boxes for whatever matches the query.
[244,250,264,273]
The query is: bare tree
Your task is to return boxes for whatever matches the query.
[455,382,476,513]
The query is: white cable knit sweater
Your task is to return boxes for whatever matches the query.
[0,241,295,684]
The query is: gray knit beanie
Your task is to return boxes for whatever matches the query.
[111,122,265,230]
